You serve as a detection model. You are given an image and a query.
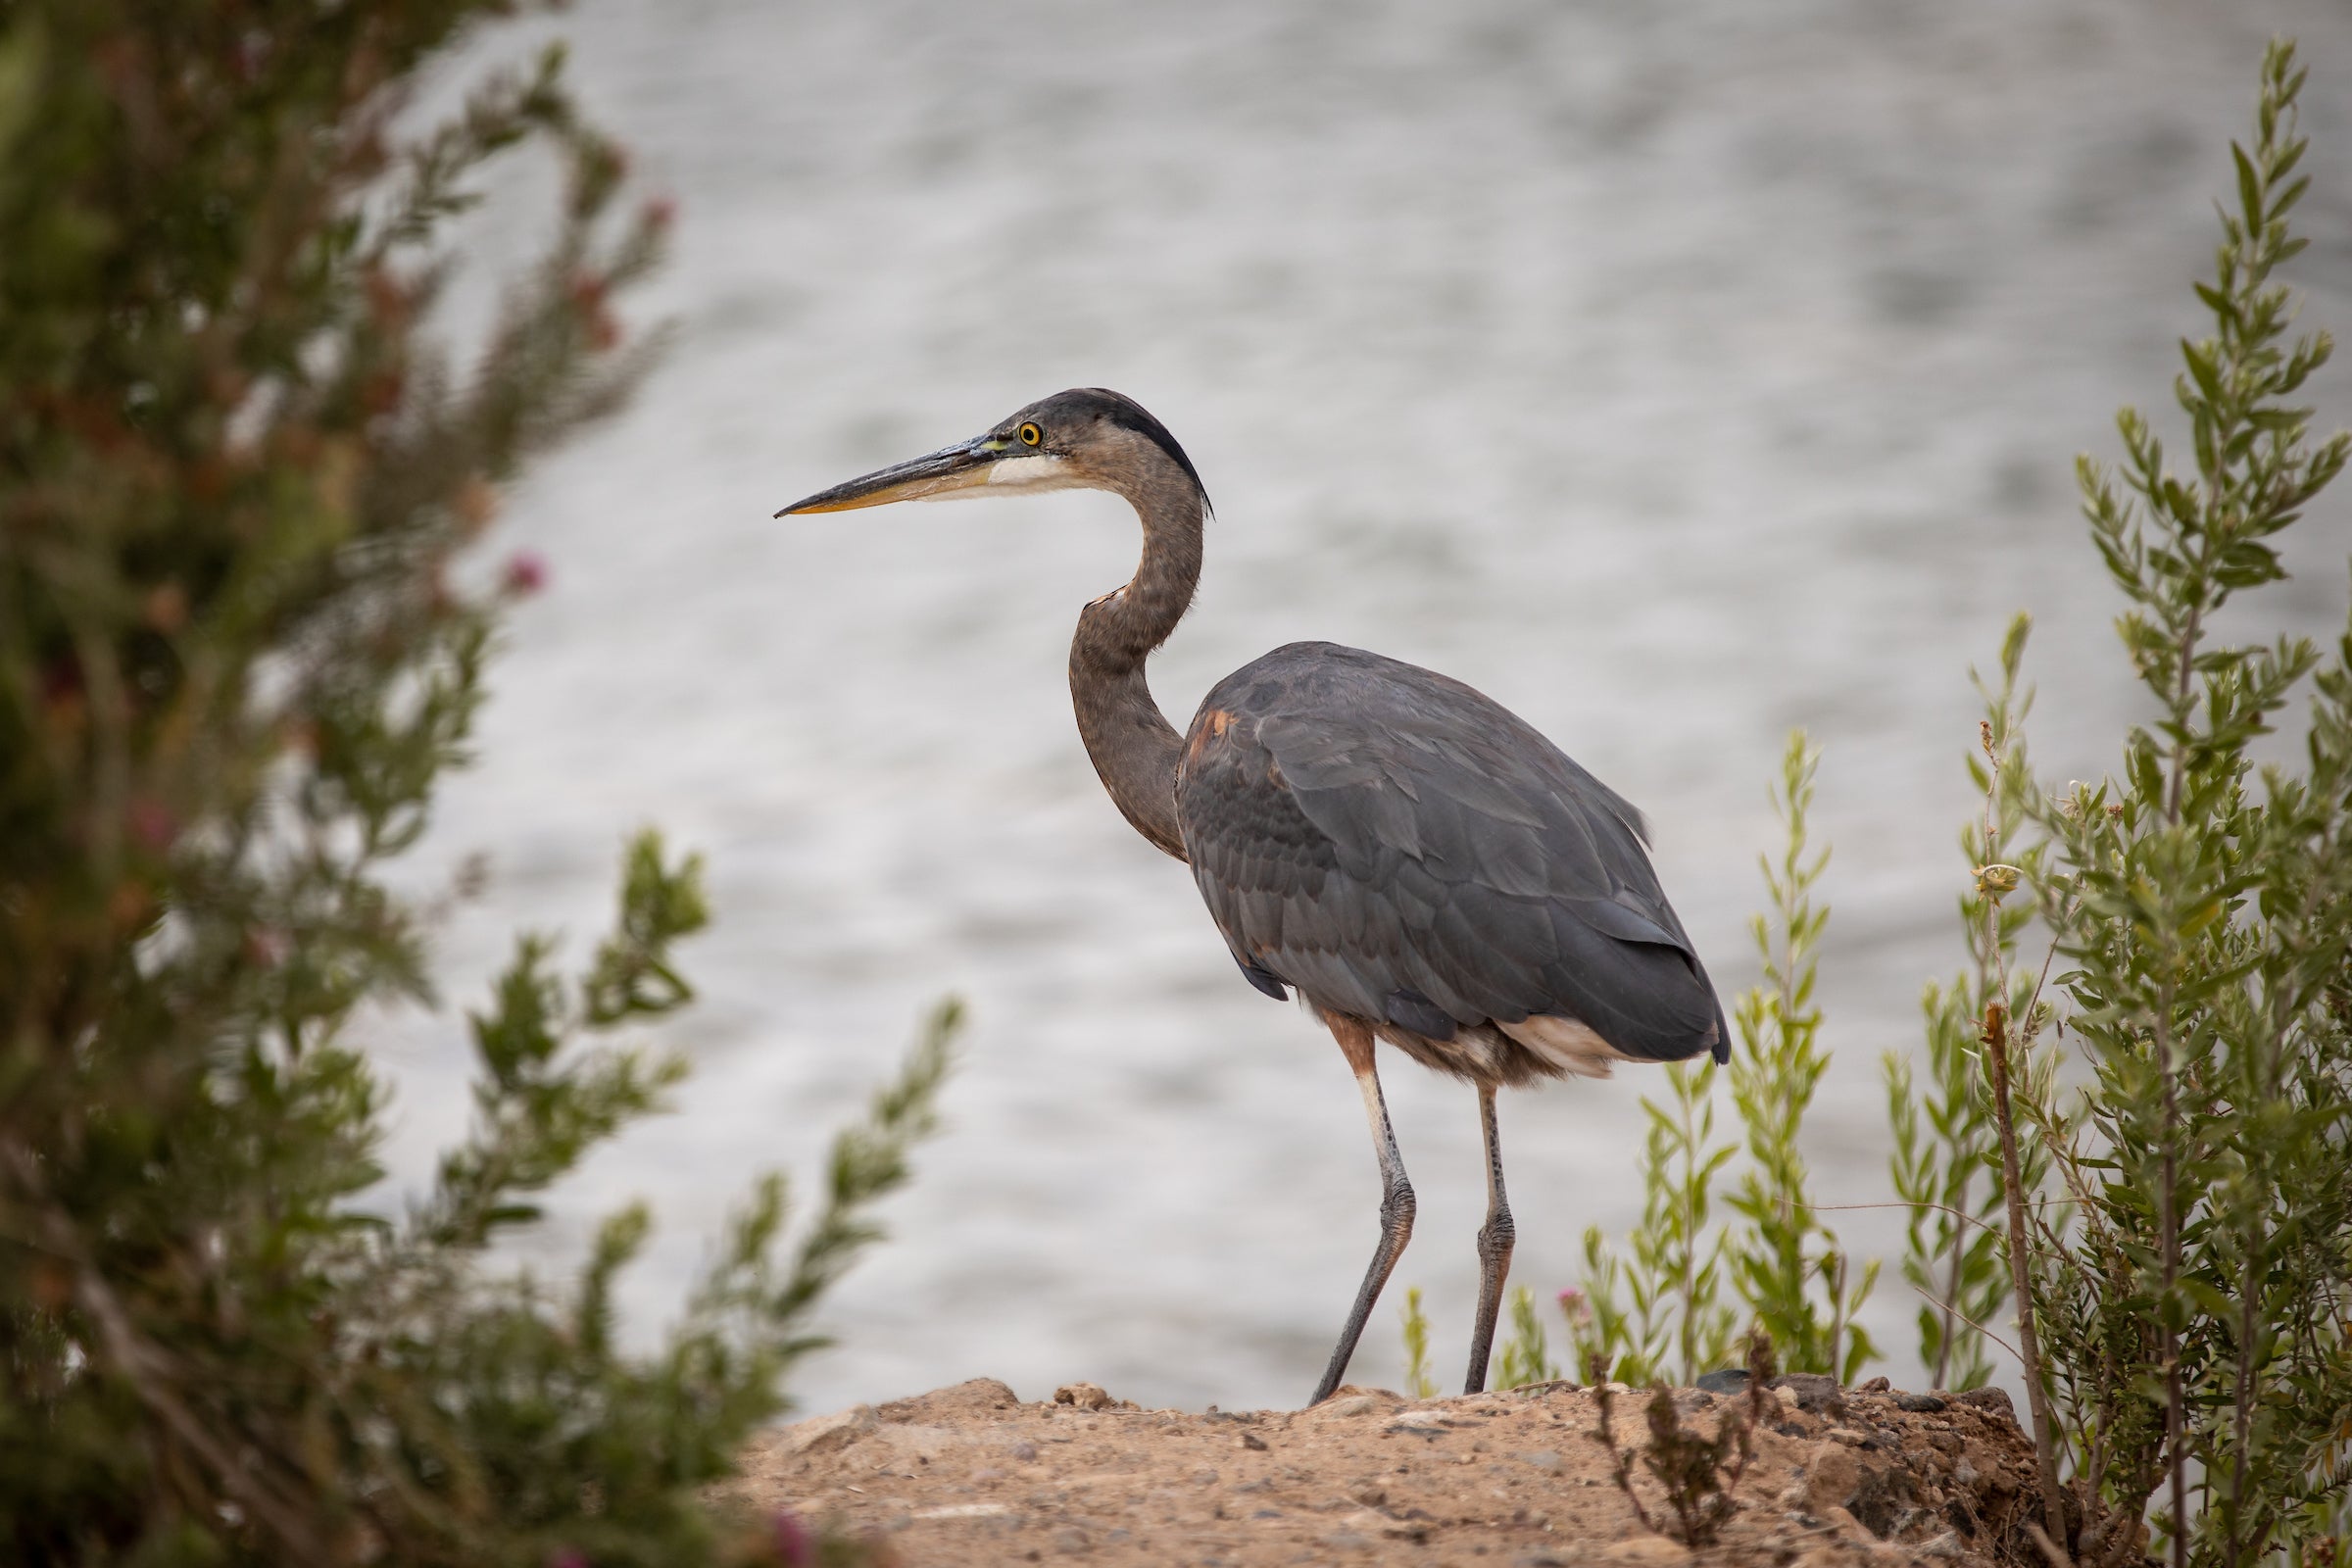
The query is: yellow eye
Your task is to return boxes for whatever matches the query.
[1018,422,1043,447]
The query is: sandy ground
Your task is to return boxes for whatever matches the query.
[720,1375,2044,1567]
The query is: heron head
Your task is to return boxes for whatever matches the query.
[774,387,1205,517]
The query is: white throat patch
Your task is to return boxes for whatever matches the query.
[985,453,1073,488]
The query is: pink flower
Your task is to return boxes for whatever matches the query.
[773,1510,811,1566]
[502,551,549,597]
[1556,1288,1591,1324]
[127,797,176,853]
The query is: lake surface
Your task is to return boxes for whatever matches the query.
[372,0,2352,1415]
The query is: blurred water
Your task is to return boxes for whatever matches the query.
[370,0,2352,1415]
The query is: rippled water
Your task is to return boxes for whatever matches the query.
[372,0,2352,1415]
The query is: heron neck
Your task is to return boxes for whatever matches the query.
[1068,464,1201,860]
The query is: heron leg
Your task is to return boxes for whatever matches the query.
[1462,1085,1515,1394]
[1309,1014,1415,1406]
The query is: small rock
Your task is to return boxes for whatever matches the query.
[1190,1467,1220,1485]
[1517,1448,1564,1474]
[1773,1385,1803,1413]
[1849,1463,1919,1537]
[1694,1367,1751,1395]
[1515,1555,1569,1568]
[1953,1458,1980,1488]
[1857,1376,1892,1394]
[1054,1382,1113,1411]
[1601,1537,1692,1564]
[874,1378,1018,1425]
[1775,1373,1848,1414]
[913,1502,1011,1520]
[1237,1432,1268,1451]
[1318,1394,1379,1418]
[1897,1393,1950,1413]
[1951,1387,2017,1422]
[1919,1530,1964,1559]
[1010,1440,1040,1461]
[1346,1479,1389,1506]
[1053,1524,1091,1553]
[782,1403,876,1456]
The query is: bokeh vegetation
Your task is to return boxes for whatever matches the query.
[0,3,951,1563]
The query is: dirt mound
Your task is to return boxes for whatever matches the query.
[721,1375,2044,1566]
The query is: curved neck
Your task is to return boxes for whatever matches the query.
[1068,456,1202,860]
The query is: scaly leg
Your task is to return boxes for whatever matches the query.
[1309,1014,1415,1406]
[1463,1085,1514,1394]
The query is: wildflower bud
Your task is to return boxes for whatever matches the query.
[143,582,188,634]
[127,798,176,853]
[1974,863,2023,903]
[502,552,549,597]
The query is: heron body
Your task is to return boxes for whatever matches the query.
[780,387,1726,1404]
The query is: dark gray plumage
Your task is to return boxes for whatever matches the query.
[778,387,1726,1409]
[1180,642,1728,1086]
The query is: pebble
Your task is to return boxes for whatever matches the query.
[781,1403,876,1456]
[1010,1441,1039,1461]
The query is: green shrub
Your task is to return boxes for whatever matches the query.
[0,4,953,1563]
[1563,733,1868,1387]
[1973,40,2352,1568]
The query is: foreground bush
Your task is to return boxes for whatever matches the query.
[0,4,950,1563]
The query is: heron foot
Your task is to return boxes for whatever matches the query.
[1310,1177,1415,1406]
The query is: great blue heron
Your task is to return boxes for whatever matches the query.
[779,388,1728,1404]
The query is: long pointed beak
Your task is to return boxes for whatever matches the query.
[773,440,999,516]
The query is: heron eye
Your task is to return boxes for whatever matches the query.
[1019,422,1043,447]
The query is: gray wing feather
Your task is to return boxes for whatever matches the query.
[1178,642,1723,1064]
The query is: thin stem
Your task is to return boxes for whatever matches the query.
[2165,598,2202,824]
[2153,994,2187,1568]
[1985,1004,2072,1557]
[1902,1281,2025,1368]
[1933,1162,1973,1388]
